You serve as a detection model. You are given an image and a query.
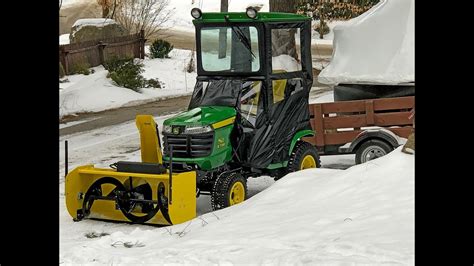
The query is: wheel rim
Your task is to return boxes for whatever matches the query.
[229,182,245,206]
[361,145,387,163]
[300,155,317,170]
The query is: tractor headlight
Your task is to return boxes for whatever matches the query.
[185,125,213,134]
[191,8,202,19]
[246,7,258,19]
[163,125,172,134]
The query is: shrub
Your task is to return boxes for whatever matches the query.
[109,60,146,92]
[104,56,134,72]
[70,62,91,75]
[145,78,161,88]
[59,62,66,78]
[149,39,173,59]
[186,50,195,73]
[314,21,330,38]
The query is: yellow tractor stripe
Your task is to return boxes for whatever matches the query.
[212,116,236,129]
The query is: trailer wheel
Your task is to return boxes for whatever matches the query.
[355,139,393,164]
[211,172,247,211]
[286,141,321,174]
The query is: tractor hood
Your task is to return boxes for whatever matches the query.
[163,106,236,127]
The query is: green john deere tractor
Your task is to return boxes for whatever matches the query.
[65,7,320,226]
[161,8,320,210]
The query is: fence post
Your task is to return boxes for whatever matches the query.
[140,30,145,59]
[60,46,70,75]
[98,41,105,65]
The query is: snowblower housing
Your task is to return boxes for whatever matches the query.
[162,12,314,173]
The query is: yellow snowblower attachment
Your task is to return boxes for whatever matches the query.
[65,115,196,226]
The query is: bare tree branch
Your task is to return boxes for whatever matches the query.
[114,0,173,39]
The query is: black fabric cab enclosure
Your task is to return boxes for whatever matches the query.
[190,19,314,169]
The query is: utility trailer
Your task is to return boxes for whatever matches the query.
[303,96,414,164]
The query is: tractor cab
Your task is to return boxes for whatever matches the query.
[65,9,320,226]
[163,8,316,178]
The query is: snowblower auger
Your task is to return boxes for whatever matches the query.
[65,115,196,226]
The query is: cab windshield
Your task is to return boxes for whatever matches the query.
[200,26,261,73]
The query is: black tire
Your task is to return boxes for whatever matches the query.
[355,139,393,164]
[286,141,321,174]
[211,172,248,211]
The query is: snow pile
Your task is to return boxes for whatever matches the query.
[60,49,196,117]
[318,0,414,85]
[60,147,413,264]
[272,54,301,72]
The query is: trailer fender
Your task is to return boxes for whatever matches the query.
[347,128,400,153]
[289,129,315,155]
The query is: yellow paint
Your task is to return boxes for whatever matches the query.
[300,155,317,170]
[229,181,245,205]
[272,79,288,103]
[135,115,162,164]
[212,116,236,129]
[65,165,196,226]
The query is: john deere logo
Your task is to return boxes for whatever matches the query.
[172,127,180,134]
[217,137,225,148]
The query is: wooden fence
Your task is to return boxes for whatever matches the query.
[59,30,145,75]
[304,96,415,147]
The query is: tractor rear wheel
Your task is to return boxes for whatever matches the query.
[286,141,321,174]
[211,172,248,211]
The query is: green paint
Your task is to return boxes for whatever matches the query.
[163,106,236,127]
[289,130,315,155]
[193,12,310,24]
[266,161,288,170]
[163,123,234,170]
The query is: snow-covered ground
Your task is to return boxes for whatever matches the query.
[60,129,413,264]
[60,48,196,118]
[59,88,413,264]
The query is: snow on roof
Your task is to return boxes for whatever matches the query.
[72,18,118,28]
[318,0,414,85]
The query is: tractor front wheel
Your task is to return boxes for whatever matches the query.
[211,172,248,211]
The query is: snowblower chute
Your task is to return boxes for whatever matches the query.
[65,115,196,226]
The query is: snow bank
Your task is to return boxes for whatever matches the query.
[59,49,197,117]
[318,0,414,85]
[61,147,413,264]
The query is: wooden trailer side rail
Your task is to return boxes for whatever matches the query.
[304,96,414,149]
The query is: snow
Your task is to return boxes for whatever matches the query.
[318,0,414,85]
[59,87,413,264]
[72,18,117,28]
[272,54,301,72]
[60,140,413,264]
[59,33,70,45]
[59,49,197,118]
[311,20,348,45]
[61,0,88,8]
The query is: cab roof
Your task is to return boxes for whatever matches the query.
[192,12,310,24]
